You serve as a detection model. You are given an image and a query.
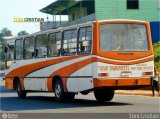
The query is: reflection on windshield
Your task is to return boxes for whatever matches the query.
[100,24,149,51]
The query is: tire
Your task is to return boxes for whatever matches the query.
[94,88,114,102]
[54,79,75,102]
[16,80,27,98]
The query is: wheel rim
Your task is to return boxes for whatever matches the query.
[55,84,61,98]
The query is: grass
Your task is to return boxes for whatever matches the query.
[153,41,160,72]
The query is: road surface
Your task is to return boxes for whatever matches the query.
[0,80,160,119]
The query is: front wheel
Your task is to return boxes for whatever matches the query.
[16,80,27,98]
[54,80,75,102]
[94,88,114,102]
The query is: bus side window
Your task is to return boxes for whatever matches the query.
[62,29,77,56]
[24,37,35,59]
[15,38,23,60]
[48,32,61,57]
[35,34,47,58]
[78,26,92,54]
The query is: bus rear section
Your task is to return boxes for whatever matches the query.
[91,20,154,101]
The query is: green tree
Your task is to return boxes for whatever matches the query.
[1,27,12,36]
[0,38,6,62]
[0,28,12,63]
[153,41,160,72]
[17,30,29,36]
[0,32,3,37]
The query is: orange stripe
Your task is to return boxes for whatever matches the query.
[47,57,93,91]
[5,56,82,90]
[5,78,13,89]
[6,56,80,78]
[93,56,154,65]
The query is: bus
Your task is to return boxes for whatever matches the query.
[5,20,154,102]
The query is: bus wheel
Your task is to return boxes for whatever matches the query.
[54,79,75,102]
[54,79,66,101]
[16,80,27,98]
[94,88,114,102]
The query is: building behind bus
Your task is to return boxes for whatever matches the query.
[40,0,160,43]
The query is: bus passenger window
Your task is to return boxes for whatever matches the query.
[24,37,35,59]
[35,34,47,58]
[15,39,23,60]
[78,26,92,54]
[62,29,77,56]
[48,32,61,57]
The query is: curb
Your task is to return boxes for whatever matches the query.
[115,90,160,97]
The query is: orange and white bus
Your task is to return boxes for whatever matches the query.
[5,20,154,102]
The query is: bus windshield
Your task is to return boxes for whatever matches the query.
[100,23,149,51]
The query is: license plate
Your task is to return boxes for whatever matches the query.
[121,71,131,77]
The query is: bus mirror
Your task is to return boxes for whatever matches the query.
[5,60,13,69]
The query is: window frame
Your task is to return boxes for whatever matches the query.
[48,32,62,57]
[77,26,93,55]
[99,23,149,52]
[23,36,35,60]
[62,29,78,56]
[15,38,23,60]
[35,34,48,59]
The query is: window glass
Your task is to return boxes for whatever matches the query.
[78,26,92,54]
[127,0,139,9]
[35,34,47,58]
[15,39,23,60]
[62,29,77,56]
[24,37,35,59]
[100,24,148,51]
[48,32,61,57]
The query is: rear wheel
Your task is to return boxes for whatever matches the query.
[16,80,27,98]
[54,79,75,102]
[94,88,114,102]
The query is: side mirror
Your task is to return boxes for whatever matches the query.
[5,60,13,69]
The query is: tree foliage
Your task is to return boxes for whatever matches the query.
[1,27,12,37]
[17,30,29,36]
[153,41,160,72]
[0,27,12,62]
[0,32,3,38]
[0,38,6,62]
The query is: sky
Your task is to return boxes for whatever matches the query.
[0,0,57,36]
